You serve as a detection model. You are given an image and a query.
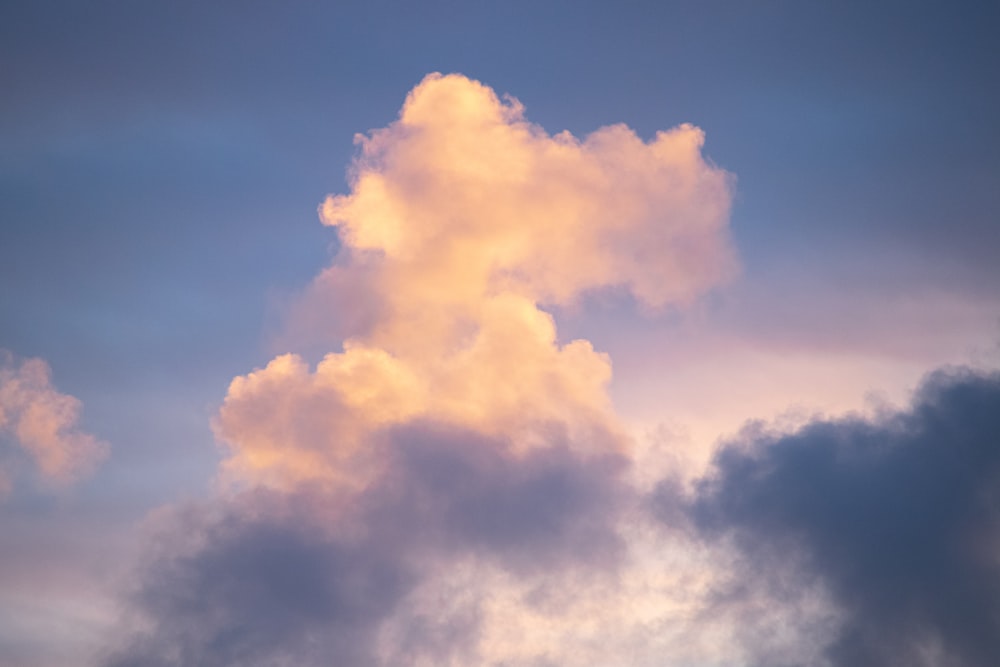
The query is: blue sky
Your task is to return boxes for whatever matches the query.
[2,2,999,665]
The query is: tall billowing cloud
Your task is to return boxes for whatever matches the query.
[215,72,735,489]
[677,369,1000,667]
[104,74,736,666]
[0,351,107,493]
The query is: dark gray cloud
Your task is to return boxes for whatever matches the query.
[104,493,413,667]
[675,368,1000,667]
[102,423,628,667]
[367,423,627,573]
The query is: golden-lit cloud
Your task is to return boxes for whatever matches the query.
[215,73,735,488]
[0,352,108,491]
[322,73,733,312]
[108,72,745,666]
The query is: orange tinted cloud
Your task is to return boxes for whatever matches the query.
[113,75,756,666]
[0,352,108,491]
[322,73,733,310]
[215,73,735,488]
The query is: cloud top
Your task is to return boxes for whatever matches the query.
[322,72,734,311]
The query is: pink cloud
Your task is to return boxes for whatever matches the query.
[0,351,108,491]
[216,73,735,489]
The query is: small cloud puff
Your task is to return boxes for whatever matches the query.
[0,351,108,493]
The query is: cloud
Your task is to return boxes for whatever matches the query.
[320,73,734,311]
[102,423,629,667]
[216,72,734,489]
[216,300,620,490]
[676,368,1000,667]
[103,71,1000,667]
[0,351,108,491]
[103,73,738,666]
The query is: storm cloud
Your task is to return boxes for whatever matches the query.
[681,368,1000,666]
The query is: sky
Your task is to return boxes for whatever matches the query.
[1,1,999,666]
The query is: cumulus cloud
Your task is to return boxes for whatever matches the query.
[215,72,734,489]
[104,73,738,666]
[320,73,733,311]
[676,368,1000,667]
[0,351,108,491]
